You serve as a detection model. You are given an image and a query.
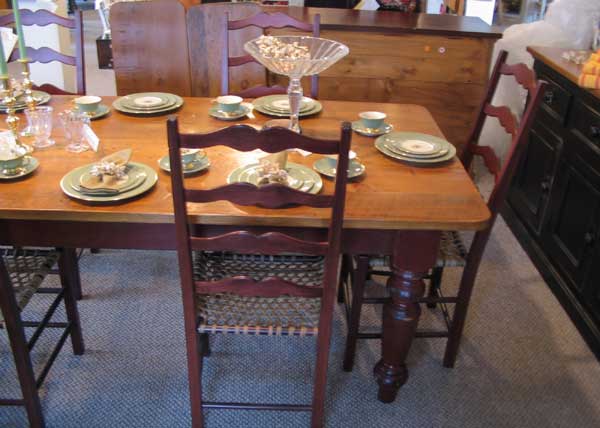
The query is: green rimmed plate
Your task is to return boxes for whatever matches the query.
[60,161,158,202]
[158,154,211,175]
[382,132,448,156]
[0,91,51,113]
[253,95,322,118]
[209,104,251,121]
[313,157,365,179]
[375,133,456,165]
[227,162,322,194]
[119,92,174,110]
[257,95,315,113]
[77,104,110,121]
[352,121,393,137]
[0,156,39,179]
[113,93,183,115]
[74,165,147,195]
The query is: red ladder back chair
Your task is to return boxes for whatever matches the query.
[340,50,547,370]
[0,248,84,428]
[0,9,85,95]
[221,11,320,98]
[167,120,351,428]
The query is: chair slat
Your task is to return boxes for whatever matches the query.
[185,183,334,208]
[229,55,257,67]
[9,47,76,66]
[500,62,537,93]
[483,104,518,138]
[195,277,323,298]
[469,145,502,182]
[0,9,76,29]
[228,12,313,32]
[236,85,287,99]
[179,124,340,154]
[190,231,328,255]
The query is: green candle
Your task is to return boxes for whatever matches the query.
[0,33,8,76]
[12,0,27,60]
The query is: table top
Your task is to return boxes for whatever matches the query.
[0,96,490,231]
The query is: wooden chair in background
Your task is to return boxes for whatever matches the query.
[340,50,547,370]
[0,9,85,95]
[167,120,351,427]
[0,248,84,428]
[222,11,320,98]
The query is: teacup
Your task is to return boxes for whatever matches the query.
[180,148,203,164]
[74,95,102,114]
[359,111,386,130]
[0,145,27,174]
[216,95,243,113]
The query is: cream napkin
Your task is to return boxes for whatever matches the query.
[79,149,132,191]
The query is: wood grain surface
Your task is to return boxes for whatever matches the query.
[0,96,490,231]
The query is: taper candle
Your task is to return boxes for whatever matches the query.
[0,32,8,76]
[12,0,27,60]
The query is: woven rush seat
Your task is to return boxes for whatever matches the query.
[0,247,59,325]
[368,231,467,271]
[193,252,324,336]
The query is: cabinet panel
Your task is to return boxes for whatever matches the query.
[508,118,562,236]
[583,233,600,322]
[536,70,572,125]
[543,159,600,293]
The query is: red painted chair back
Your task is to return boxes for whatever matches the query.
[460,50,547,218]
[221,12,320,98]
[167,119,351,305]
[0,9,85,95]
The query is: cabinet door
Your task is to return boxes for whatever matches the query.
[583,231,600,322]
[508,119,562,237]
[543,153,600,293]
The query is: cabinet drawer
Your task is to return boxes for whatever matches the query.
[570,100,600,152]
[538,73,572,125]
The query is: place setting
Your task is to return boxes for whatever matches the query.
[313,150,365,180]
[60,148,158,203]
[0,131,38,180]
[158,148,210,176]
[375,131,456,165]
[227,150,322,194]
[253,94,322,118]
[113,92,184,115]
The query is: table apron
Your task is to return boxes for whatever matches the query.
[0,220,398,254]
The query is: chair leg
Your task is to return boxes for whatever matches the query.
[0,259,45,428]
[57,248,85,356]
[342,255,369,372]
[337,254,351,303]
[198,333,211,358]
[89,248,100,254]
[426,266,444,309]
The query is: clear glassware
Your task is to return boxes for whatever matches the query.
[24,106,55,148]
[244,36,349,133]
[58,109,90,153]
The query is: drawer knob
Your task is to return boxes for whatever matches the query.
[590,126,600,138]
[540,180,551,192]
[544,90,555,104]
[584,232,596,245]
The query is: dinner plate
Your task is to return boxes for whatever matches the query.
[313,157,365,179]
[61,162,158,202]
[257,95,315,113]
[228,162,322,194]
[0,156,39,179]
[119,92,174,110]
[382,132,449,157]
[75,166,148,195]
[253,95,322,118]
[375,136,456,165]
[158,154,211,175]
[113,93,183,115]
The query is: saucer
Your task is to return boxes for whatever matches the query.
[313,157,365,179]
[209,104,250,121]
[352,121,393,137]
[78,104,110,120]
[0,156,39,179]
[158,154,211,175]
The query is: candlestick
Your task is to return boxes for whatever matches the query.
[12,0,28,60]
[18,58,36,111]
[0,74,30,153]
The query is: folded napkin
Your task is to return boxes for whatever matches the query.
[578,50,600,89]
[80,149,132,191]
[256,151,289,186]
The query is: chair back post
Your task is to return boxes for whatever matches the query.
[310,13,321,99]
[460,50,509,170]
[74,10,85,95]
[221,11,230,96]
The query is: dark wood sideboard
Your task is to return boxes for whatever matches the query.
[503,47,600,359]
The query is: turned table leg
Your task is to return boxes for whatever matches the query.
[374,230,440,402]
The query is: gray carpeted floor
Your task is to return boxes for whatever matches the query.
[2,209,600,427]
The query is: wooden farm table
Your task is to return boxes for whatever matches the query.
[0,96,490,402]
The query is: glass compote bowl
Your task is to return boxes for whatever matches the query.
[244,36,349,133]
